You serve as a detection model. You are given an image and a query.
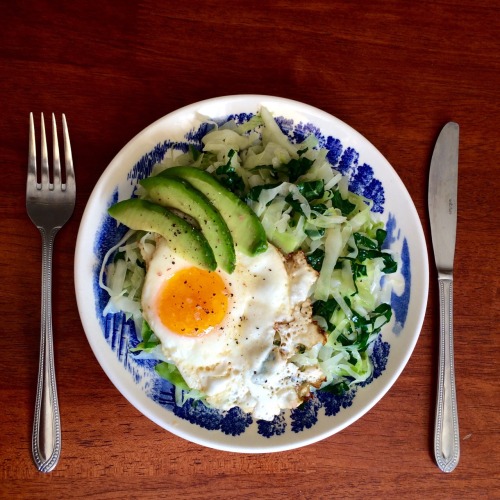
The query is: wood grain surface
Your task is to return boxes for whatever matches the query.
[0,1,498,498]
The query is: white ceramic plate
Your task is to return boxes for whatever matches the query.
[74,95,428,453]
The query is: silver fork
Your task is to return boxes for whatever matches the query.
[27,113,75,472]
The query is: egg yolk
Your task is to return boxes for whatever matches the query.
[157,267,228,337]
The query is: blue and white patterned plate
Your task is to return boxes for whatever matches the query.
[74,95,428,453]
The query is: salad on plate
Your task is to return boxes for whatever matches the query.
[98,106,398,422]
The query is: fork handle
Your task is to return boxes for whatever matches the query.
[32,228,62,473]
[434,277,460,472]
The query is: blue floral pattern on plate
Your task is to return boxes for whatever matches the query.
[92,112,411,438]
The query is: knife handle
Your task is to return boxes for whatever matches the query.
[434,277,460,472]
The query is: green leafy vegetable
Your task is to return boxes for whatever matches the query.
[155,362,191,391]
[354,231,397,274]
[155,361,206,405]
[296,179,325,201]
[130,321,161,352]
[284,192,304,215]
[307,248,325,272]
[321,380,350,395]
[246,183,281,202]
[312,297,339,330]
[286,156,314,182]
[189,145,202,161]
[215,149,245,197]
[330,189,356,216]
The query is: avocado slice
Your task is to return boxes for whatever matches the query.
[140,176,236,273]
[158,167,268,256]
[108,198,216,271]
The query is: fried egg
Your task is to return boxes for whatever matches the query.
[140,236,326,420]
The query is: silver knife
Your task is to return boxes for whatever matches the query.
[428,122,460,472]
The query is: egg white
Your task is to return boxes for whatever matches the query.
[141,237,325,420]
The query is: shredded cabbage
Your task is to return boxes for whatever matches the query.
[99,230,155,334]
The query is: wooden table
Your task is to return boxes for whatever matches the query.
[1,1,498,498]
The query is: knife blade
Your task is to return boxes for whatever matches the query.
[428,121,460,473]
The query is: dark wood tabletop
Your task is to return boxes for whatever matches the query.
[1,1,499,498]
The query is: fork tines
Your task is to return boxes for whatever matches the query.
[28,113,74,191]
